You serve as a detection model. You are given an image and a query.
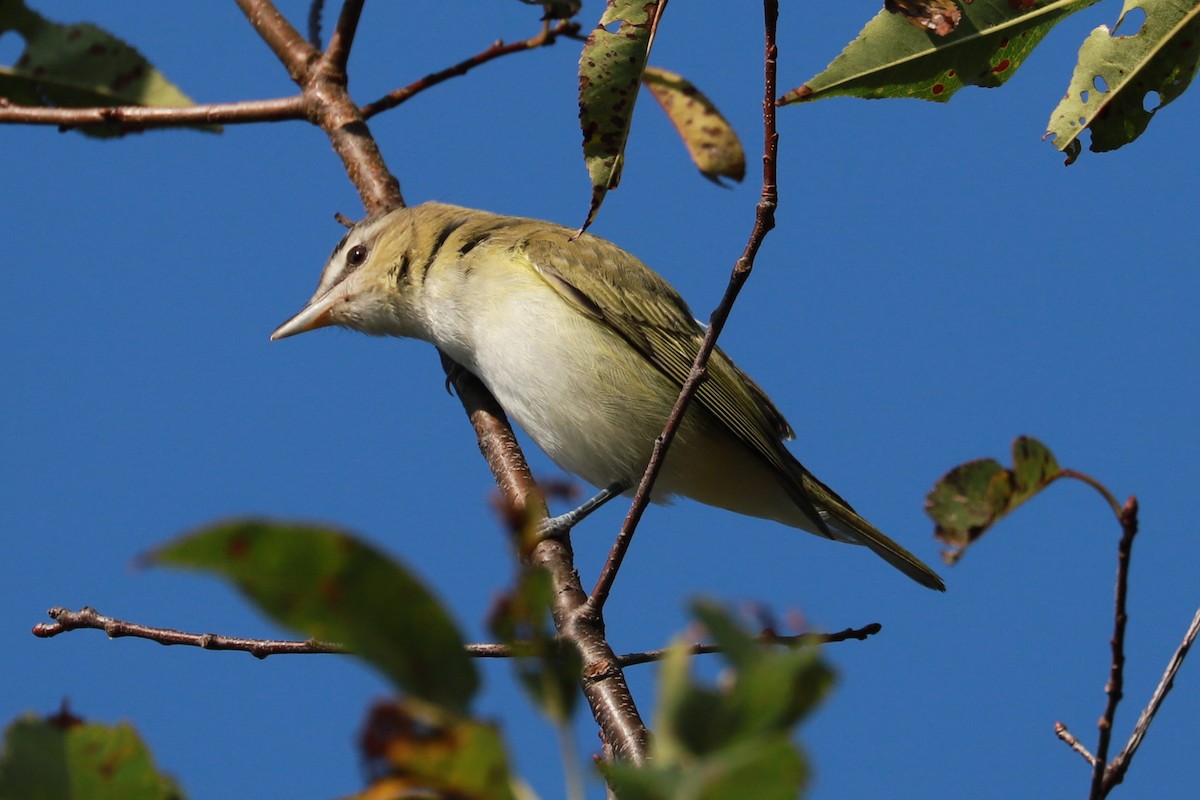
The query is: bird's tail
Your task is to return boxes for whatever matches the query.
[800,471,946,592]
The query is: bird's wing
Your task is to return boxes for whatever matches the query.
[516,230,827,505]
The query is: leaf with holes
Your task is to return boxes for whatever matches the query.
[0,0,213,137]
[148,519,478,714]
[781,0,1099,105]
[1046,0,1200,162]
[577,0,667,232]
[642,66,745,185]
[925,437,1062,564]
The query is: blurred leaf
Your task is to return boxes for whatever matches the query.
[926,436,1062,563]
[781,0,1098,105]
[488,566,581,724]
[0,709,184,800]
[886,0,963,36]
[518,0,581,20]
[642,66,745,185]
[604,601,831,799]
[1046,0,1200,162]
[578,0,668,232]
[149,518,477,713]
[354,700,519,800]
[0,0,213,137]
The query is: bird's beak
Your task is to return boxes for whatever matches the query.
[270,291,337,341]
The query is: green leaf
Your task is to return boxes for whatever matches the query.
[148,518,478,713]
[925,436,1062,563]
[1046,0,1200,162]
[0,710,185,800]
[0,0,213,137]
[352,701,519,800]
[577,0,667,231]
[642,66,745,185]
[605,602,831,799]
[781,0,1099,105]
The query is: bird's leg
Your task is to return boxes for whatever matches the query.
[538,481,629,538]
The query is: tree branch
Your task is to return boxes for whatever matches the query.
[1054,722,1097,765]
[440,353,649,763]
[1089,496,1138,797]
[1102,607,1200,793]
[616,622,881,667]
[234,0,319,83]
[0,97,306,129]
[321,0,366,74]
[588,0,781,613]
[360,20,580,119]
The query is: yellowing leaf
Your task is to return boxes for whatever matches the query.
[577,0,668,232]
[0,0,212,137]
[642,66,745,185]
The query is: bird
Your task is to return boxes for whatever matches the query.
[271,202,944,591]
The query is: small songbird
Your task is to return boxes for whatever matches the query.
[272,202,944,591]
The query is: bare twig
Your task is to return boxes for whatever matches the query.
[1061,468,1124,520]
[588,0,781,613]
[32,606,521,659]
[360,20,580,119]
[1089,496,1138,797]
[1054,722,1097,765]
[616,622,881,667]
[1103,606,1200,793]
[321,0,366,74]
[234,0,319,82]
[0,97,306,129]
[33,606,348,657]
[307,0,327,48]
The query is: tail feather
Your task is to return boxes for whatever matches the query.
[802,473,946,592]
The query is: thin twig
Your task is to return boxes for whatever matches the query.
[0,97,306,129]
[33,606,348,657]
[1060,468,1124,520]
[1090,496,1138,798]
[1054,722,1098,765]
[616,622,881,667]
[307,0,326,48]
[360,20,579,119]
[588,0,781,613]
[321,0,366,74]
[1103,606,1200,793]
[32,606,518,659]
[236,0,401,212]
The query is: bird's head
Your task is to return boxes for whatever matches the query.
[271,206,427,341]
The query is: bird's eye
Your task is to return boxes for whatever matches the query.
[346,244,369,269]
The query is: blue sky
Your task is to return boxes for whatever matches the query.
[3,2,1197,797]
